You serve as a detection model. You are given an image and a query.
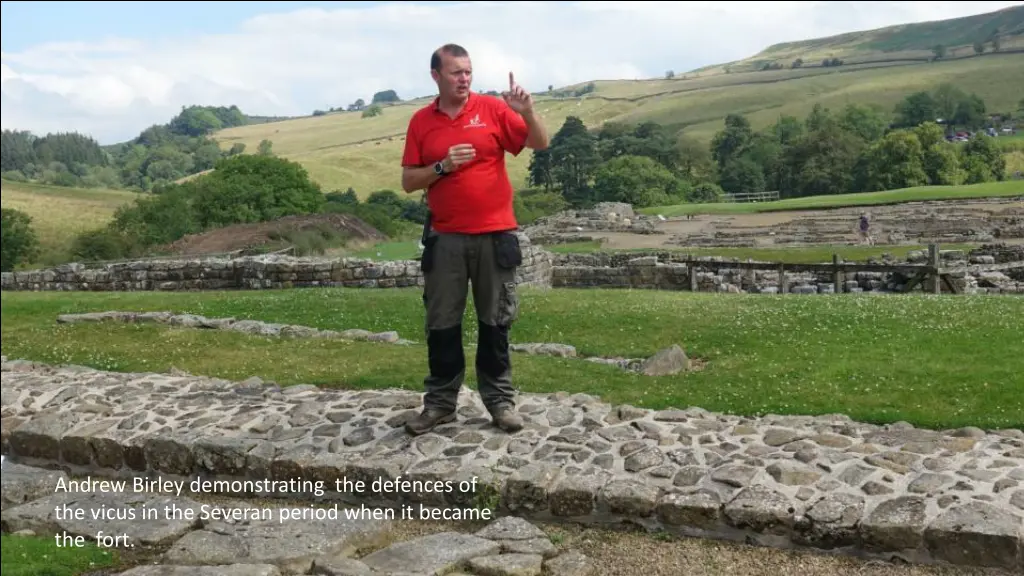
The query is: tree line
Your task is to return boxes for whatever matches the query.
[1,105,263,192]
[526,82,1016,208]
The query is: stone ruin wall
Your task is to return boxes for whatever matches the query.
[0,233,554,293]
[3,235,1022,295]
[523,202,662,246]
[551,244,1024,295]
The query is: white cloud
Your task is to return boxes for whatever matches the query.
[2,0,1020,144]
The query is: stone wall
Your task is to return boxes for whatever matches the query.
[523,202,662,246]
[550,245,1024,294]
[0,232,553,292]
[4,237,1022,295]
[3,358,1023,572]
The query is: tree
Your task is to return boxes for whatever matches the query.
[362,104,383,118]
[863,130,928,191]
[784,122,865,197]
[326,187,359,205]
[1,208,40,271]
[719,157,766,195]
[923,143,964,186]
[804,104,834,133]
[258,139,274,156]
[527,148,554,191]
[932,44,946,60]
[932,83,967,124]
[597,121,680,170]
[169,106,224,137]
[839,104,888,143]
[592,155,685,207]
[894,91,937,128]
[914,122,946,150]
[675,135,714,182]
[103,154,326,254]
[1,130,39,172]
[687,182,724,203]
[771,115,804,146]
[710,114,753,170]
[962,135,1005,182]
[952,94,987,130]
[547,116,601,207]
[973,41,986,55]
[371,90,400,104]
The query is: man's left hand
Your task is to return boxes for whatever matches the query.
[503,72,533,115]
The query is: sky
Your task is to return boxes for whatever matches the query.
[2,0,1021,145]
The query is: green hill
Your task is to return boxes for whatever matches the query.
[704,4,1024,74]
[211,51,1023,196]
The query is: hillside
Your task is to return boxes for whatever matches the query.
[211,51,1024,196]
[703,4,1024,74]
[0,181,141,265]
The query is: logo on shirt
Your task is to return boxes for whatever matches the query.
[464,114,487,129]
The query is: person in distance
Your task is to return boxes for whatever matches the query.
[399,43,549,436]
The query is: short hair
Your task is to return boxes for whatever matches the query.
[431,43,469,71]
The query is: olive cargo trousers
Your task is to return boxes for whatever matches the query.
[419,229,522,415]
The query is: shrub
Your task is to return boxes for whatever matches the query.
[1,208,40,271]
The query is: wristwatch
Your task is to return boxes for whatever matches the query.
[433,161,447,176]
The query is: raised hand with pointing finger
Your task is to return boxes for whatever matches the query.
[502,72,533,115]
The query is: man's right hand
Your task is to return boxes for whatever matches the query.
[444,143,475,172]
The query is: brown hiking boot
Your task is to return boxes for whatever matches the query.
[492,407,524,433]
[405,408,456,436]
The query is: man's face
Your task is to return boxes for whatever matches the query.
[433,53,472,99]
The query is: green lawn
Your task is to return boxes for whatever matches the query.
[3,288,1021,430]
[1,534,119,576]
[642,181,1024,217]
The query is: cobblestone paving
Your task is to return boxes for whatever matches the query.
[1,356,1021,573]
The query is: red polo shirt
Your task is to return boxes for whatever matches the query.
[402,92,529,234]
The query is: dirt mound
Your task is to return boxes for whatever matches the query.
[160,212,388,256]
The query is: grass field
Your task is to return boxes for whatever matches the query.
[642,181,1024,217]
[0,180,140,266]
[211,53,1024,196]
[2,288,1021,430]
[1,534,118,576]
[1007,150,1024,175]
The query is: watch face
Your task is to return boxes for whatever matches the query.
[434,162,444,175]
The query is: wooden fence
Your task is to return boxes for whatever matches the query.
[682,244,1023,294]
[722,190,781,203]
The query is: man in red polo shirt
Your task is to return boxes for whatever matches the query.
[400,43,549,435]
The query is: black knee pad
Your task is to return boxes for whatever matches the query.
[476,321,510,377]
[427,324,464,379]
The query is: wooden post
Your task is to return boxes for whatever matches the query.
[778,263,787,294]
[929,243,941,294]
[833,254,842,294]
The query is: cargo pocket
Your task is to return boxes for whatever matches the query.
[493,232,522,269]
[420,235,439,273]
[496,281,519,327]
